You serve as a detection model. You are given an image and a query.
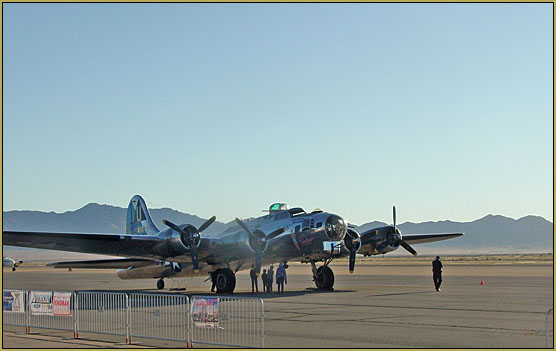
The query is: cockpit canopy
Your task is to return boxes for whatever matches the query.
[269,203,290,212]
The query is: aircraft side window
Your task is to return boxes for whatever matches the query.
[295,225,301,232]
[316,222,322,228]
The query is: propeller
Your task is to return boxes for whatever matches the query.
[235,218,285,275]
[392,206,417,256]
[345,229,362,273]
[163,215,216,273]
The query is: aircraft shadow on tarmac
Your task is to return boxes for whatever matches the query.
[366,290,433,297]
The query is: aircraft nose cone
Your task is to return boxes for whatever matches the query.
[325,215,347,240]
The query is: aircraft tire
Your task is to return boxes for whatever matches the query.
[157,278,165,290]
[12,267,15,272]
[215,268,236,293]
[314,266,334,290]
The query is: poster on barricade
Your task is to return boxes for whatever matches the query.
[3,290,24,313]
[191,297,219,328]
[52,292,72,316]
[29,291,53,315]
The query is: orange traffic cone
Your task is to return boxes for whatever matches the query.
[480,280,484,286]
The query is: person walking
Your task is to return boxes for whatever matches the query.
[250,264,259,293]
[276,262,287,293]
[209,271,216,292]
[267,265,274,293]
[261,269,268,292]
[432,256,443,291]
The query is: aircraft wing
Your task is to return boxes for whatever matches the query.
[3,231,165,260]
[47,258,155,269]
[402,233,463,244]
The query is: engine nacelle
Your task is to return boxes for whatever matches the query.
[358,226,400,256]
[152,230,189,257]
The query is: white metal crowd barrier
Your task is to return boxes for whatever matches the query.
[3,289,264,348]
[75,291,130,342]
[2,289,27,329]
[190,296,264,348]
[129,292,190,344]
[28,291,75,333]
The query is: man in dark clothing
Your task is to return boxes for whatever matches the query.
[261,269,268,292]
[209,271,216,292]
[432,256,443,291]
[267,265,274,293]
[250,264,259,293]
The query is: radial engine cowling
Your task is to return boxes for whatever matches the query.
[359,226,401,256]
[152,225,200,257]
[344,228,362,252]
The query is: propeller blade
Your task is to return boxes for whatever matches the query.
[254,252,262,275]
[349,249,356,273]
[235,218,265,239]
[198,216,216,233]
[393,205,397,230]
[265,227,285,241]
[190,246,200,272]
[399,240,417,256]
[163,219,182,233]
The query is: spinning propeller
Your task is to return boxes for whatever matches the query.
[234,218,285,275]
[392,206,417,256]
[162,216,216,273]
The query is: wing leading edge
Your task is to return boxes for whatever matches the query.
[402,233,464,245]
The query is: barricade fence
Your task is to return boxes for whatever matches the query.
[2,289,264,348]
[190,296,264,348]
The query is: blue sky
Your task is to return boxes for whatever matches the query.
[3,4,553,224]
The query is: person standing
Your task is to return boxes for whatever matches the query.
[267,265,274,293]
[276,262,287,293]
[249,264,259,293]
[261,269,268,292]
[432,256,443,291]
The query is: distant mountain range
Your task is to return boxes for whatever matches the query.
[2,203,553,254]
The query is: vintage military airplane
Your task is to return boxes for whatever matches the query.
[3,256,23,271]
[3,195,463,292]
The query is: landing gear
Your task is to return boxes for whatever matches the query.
[311,261,335,290]
[214,268,236,293]
[157,278,165,290]
[12,267,15,272]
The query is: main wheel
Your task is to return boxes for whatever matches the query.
[314,266,334,290]
[12,267,15,272]
[157,278,165,290]
[214,268,236,293]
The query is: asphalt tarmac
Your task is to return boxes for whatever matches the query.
[2,263,553,348]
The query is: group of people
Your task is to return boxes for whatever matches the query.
[250,262,287,293]
[213,256,443,293]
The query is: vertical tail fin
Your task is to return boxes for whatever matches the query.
[126,195,160,235]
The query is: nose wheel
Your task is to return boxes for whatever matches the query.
[157,278,165,290]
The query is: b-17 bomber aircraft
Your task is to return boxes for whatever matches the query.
[3,195,463,292]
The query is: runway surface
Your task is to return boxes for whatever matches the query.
[2,263,553,348]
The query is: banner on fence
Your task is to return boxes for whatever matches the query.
[3,290,24,313]
[30,291,53,315]
[191,297,219,328]
[52,292,72,316]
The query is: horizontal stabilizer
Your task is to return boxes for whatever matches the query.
[47,258,156,269]
[402,233,464,245]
